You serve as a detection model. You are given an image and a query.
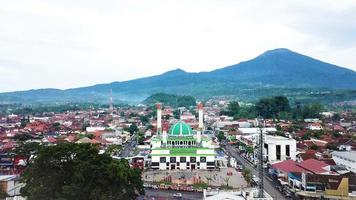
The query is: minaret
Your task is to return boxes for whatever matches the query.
[197,102,204,144]
[162,125,167,147]
[156,103,162,134]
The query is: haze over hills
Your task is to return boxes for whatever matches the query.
[0,48,355,104]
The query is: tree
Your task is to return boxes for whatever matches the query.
[137,132,145,145]
[331,113,341,122]
[128,123,138,135]
[326,143,338,150]
[217,131,226,142]
[106,144,122,156]
[85,133,94,139]
[302,132,311,140]
[242,168,252,184]
[20,143,144,200]
[20,116,30,128]
[310,144,319,150]
[53,122,61,132]
[255,96,290,119]
[12,142,41,164]
[246,146,254,154]
[13,134,33,142]
[227,101,240,116]
[302,103,324,119]
[140,116,149,125]
[173,109,180,119]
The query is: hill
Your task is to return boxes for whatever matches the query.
[0,48,355,104]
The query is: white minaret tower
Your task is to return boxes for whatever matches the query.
[197,102,204,144]
[162,126,167,146]
[156,103,162,135]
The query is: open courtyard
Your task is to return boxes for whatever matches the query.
[142,167,248,189]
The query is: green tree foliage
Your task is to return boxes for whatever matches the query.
[233,105,256,119]
[246,146,254,154]
[140,115,149,125]
[20,143,144,200]
[128,123,138,135]
[143,93,196,108]
[137,132,145,145]
[227,101,240,116]
[301,103,324,118]
[173,109,180,119]
[85,133,94,139]
[242,168,252,184]
[20,116,30,128]
[301,132,311,140]
[106,144,122,156]
[326,143,338,150]
[310,144,319,150]
[53,122,61,132]
[255,96,290,119]
[13,134,33,142]
[12,142,41,163]
[217,131,226,142]
[331,113,341,122]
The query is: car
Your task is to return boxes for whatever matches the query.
[173,193,182,198]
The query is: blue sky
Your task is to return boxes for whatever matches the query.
[1,0,355,92]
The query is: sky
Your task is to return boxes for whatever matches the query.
[1,0,356,92]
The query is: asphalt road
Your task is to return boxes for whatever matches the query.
[119,135,137,157]
[224,143,286,200]
[137,188,203,200]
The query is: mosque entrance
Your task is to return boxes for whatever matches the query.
[170,164,176,170]
[191,164,196,170]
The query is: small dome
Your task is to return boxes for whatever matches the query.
[169,121,193,136]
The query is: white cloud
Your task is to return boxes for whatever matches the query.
[0,0,355,92]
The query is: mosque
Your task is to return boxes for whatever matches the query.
[150,103,216,170]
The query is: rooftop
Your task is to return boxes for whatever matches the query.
[331,151,356,161]
[272,160,303,173]
[297,159,329,174]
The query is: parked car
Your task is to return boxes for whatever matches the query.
[173,193,182,198]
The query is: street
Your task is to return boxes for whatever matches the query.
[137,188,203,200]
[119,135,137,157]
[224,143,286,200]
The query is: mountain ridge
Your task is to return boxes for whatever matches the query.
[1,48,355,104]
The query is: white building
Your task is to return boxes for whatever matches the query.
[264,135,297,163]
[331,151,356,173]
[307,123,323,131]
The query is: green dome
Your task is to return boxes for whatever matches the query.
[169,121,193,136]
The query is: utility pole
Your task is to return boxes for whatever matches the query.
[257,116,265,198]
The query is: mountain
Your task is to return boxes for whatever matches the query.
[0,48,355,104]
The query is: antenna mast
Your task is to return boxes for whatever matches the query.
[257,116,265,198]
[109,89,114,114]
